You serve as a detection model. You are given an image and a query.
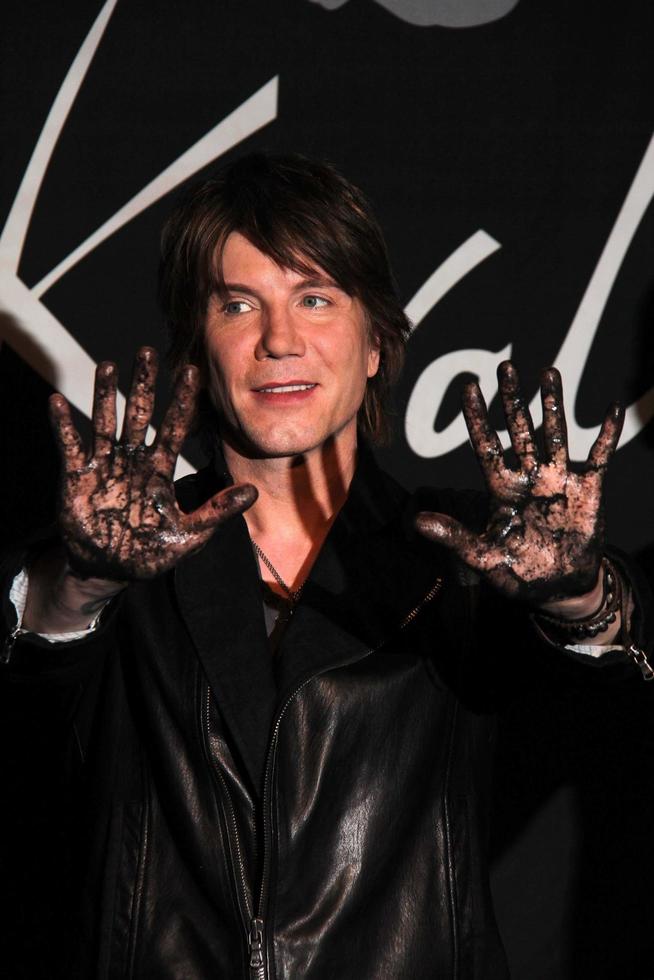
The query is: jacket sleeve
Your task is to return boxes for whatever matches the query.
[411,485,654,686]
[0,544,123,784]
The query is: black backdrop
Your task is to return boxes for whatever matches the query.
[2,2,654,976]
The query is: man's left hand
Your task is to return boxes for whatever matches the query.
[416,361,624,605]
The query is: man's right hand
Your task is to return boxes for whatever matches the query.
[23,347,256,634]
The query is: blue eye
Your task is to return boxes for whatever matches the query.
[224,300,250,315]
[302,295,329,308]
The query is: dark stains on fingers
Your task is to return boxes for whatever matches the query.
[462,381,509,488]
[414,511,462,548]
[441,362,617,602]
[49,393,86,466]
[540,367,569,466]
[540,366,563,400]
[586,401,625,471]
[155,365,201,471]
[174,363,200,393]
[52,348,246,581]
[123,347,158,446]
[168,365,200,419]
[498,360,538,471]
[462,381,498,450]
[92,361,118,456]
[49,392,74,432]
[187,483,259,533]
[224,483,259,512]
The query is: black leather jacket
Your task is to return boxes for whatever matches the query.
[2,454,645,979]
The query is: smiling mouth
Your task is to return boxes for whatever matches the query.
[255,383,317,393]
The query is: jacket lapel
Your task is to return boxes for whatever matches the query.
[173,450,447,788]
[276,449,447,701]
[174,472,275,792]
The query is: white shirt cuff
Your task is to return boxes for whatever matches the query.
[9,567,103,643]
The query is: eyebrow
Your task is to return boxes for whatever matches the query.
[296,276,341,291]
[221,282,260,296]
[221,276,342,296]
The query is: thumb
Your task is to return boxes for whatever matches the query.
[187,483,258,533]
[415,511,476,556]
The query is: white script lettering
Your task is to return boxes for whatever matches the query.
[405,132,654,460]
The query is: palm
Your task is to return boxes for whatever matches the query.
[416,363,623,602]
[51,348,256,581]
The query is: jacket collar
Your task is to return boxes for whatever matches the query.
[174,446,445,790]
[276,447,444,693]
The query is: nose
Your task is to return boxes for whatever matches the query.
[255,304,306,360]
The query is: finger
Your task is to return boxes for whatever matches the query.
[49,393,86,471]
[586,401,624,474]
[122,347,158,446]
[461,380,512,492]
[415,511,480,560]
[540,366,568,467]
[153,365,200,477]
[91,361,118,458]
[497,360,538,473]
[185,484,258,534]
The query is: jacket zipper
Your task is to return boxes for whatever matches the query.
[1,625,27,664]
[206,577,443,979]
[254,576,443,979]
[248,917,266,979]
[203,687,254,929]
[625,642,654,681]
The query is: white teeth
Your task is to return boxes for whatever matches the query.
[259,384,315,393]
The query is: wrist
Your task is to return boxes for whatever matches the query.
[23,549,125,633]
[537,567,604,621]
[52,566,125,619]
[533,558,622,644]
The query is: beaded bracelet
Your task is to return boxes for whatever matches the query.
[534,558,621,640]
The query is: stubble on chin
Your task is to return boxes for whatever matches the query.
[220,418,322,462]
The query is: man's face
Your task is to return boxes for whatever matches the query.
[204,231,380,460]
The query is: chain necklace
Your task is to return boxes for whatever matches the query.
[251,540,304,604]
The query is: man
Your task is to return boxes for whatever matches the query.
[2,153,651,978]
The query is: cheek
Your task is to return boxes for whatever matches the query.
[323,321,376,375]
[206,329,238,379]
[205,343,236,411]
[206,358,222,395]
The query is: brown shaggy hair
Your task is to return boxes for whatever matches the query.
[159,152,410,444]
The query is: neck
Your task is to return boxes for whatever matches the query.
[221,433,359,594]
[223,434,358,542]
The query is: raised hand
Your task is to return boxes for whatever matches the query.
[50,347,257,581]
[416,361,624,603]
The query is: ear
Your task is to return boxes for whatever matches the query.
[367,337,381,379]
